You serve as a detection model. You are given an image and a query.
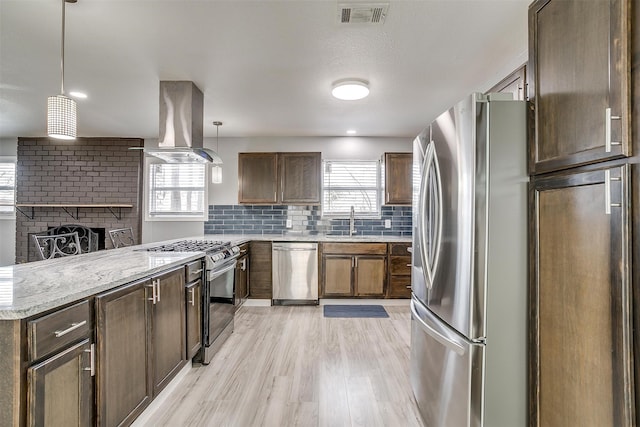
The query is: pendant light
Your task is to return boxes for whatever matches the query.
[47,0,77,140]
[211,121,223,184]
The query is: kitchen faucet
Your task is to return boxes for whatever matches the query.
[349,206,356,235]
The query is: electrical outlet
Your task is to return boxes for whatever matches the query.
[286,219,293,228]
[384,219,391,229]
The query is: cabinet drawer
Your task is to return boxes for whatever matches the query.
[390,256,411,275]
[322,243,387,255]
[388,275,411,298]
[185,259,204,283]
[389,243,411,256]
[28,300,91,361]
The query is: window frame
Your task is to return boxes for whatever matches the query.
[321,159,382,219]
[145,159,208,221]
[0,157,17,220]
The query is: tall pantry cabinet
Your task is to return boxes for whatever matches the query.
[527,1,638,426]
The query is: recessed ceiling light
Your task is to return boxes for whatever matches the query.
[69,91,87,99]
[346,130,357,135]
[331,79,369,100]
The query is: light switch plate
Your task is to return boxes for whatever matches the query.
[286,219,293,228]
[384,219,391,229]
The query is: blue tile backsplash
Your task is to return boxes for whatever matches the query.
[204,205,412,236]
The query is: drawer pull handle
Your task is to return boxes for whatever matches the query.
[406,264,412,267]
[406,285,412,289]
[189,288,196,306]
[191,269,203,275]
[54,320,87,338]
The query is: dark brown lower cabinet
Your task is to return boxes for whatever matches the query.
[27,339,94,427]
[321,243,387,297]
[96,266,185,427]
[96,279,152,427]
[249,241,272,298]
[151,268,186,395]
[530,164,634,427]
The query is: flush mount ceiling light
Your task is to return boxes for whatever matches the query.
[346,129,357,135]
[331,79,369,101]
[47,0,78,140]
[211,121,223,184]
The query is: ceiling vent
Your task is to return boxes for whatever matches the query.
[338,3,389,24]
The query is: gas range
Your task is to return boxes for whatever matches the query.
[146,239,240,265]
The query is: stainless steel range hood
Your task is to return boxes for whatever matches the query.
[133,81,222,164]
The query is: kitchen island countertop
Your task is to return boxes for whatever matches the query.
[0,248,203,320]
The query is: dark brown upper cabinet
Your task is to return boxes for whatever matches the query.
[528,0,631,174]
[238,152,321,205]
[384,152,412,205]
[487,65,526,101]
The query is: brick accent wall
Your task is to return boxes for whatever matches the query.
[204,204,412,236]
[15,137,143,262]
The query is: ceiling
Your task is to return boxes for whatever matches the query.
[0,0,529,140]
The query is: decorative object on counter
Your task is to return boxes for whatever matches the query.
[47,0,78,140]
[323,304,389,318]
[33,231,82,260]
[211,121,223,184]
[331,79,370,100]
[108,227,135,248]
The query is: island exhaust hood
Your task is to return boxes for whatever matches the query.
[133,81,222,164]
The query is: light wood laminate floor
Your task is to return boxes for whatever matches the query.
[142,304,425,427]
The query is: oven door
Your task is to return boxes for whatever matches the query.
[206,258,237,346]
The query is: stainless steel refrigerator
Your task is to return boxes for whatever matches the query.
[410,92,527,426]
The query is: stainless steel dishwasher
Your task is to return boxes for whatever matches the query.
[272,242,318,305]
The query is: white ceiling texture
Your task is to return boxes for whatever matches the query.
[0,0,529,139]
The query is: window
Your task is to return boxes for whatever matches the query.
[0,159,16,218]
[322,160,381,217]
[147,163,206,220]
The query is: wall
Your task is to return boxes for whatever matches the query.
[199,136,413,236]
[15,138,143,263]
[0,139,17,266]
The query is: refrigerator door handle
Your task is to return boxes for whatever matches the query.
[411,298,466,356]
[418,141,443,290]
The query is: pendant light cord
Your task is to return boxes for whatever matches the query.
[60,0,66,95]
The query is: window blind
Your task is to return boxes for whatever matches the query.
[322,160,381,217]
[0,162,16,217]
[148,163,205,218]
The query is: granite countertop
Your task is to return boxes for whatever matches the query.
[0,248,204,320]
[217,234,412,245]
[0,234,411,320]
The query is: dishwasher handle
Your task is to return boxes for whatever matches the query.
[273,247,316,252]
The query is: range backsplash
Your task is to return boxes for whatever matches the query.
[204,205,412,236]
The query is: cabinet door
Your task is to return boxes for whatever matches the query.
[528,0,630,174]
[384,153,412,205]
[27,339,93,427]
[280,152,321,204]
[185,280,202,360]
[151,267,186,396]
[354,256,386,296]
[487,65,526,101]
[530,165,634,427]
[322,255,353,296]
[96,279,152,427]
[238,153,279,204]
[249,241,272,298]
